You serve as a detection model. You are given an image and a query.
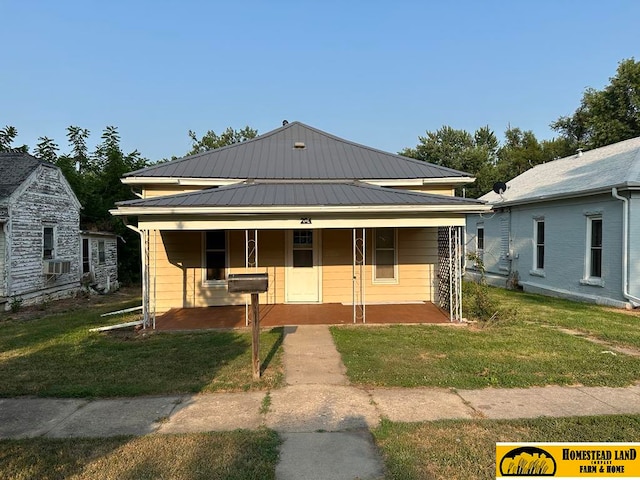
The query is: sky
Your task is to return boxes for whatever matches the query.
[2,0,639,162]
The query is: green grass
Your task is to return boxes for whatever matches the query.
[0,429,280,480]
[373,415,640,480]
[0,295,284,397]
[486,287,640,349]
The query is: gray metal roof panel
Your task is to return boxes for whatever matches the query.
[118,181,484,208]
[126,122,471,180]
[481,136,640,205]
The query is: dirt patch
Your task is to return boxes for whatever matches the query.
[0,286,141,323]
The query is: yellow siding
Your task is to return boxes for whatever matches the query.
[321,228,436,304]
[150,228,437,312]
[143,186,207,198]
[395,185,455,196]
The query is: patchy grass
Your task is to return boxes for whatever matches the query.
[373,415,640,480]
[486,287,640,350]
[0,429,280,480]
[0,293,284,397]
[331,321,640,389]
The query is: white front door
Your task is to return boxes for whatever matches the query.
[286,229,321,302]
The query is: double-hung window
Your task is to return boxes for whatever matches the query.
[204,231,227,283]
[98,240,106,264]
[374,228,397,282]
[587,216,603,279]
[43,226,55,259]
[533,219,544,271]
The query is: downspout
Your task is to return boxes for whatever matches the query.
[611,188,640,307]
[122,219,150,327]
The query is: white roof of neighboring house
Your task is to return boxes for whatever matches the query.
[481,136,640,206]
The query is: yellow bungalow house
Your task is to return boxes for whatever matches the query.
[111,121,490,327]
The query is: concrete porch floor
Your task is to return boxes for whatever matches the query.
[155,302,450,330]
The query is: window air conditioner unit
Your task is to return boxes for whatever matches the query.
[43,260,71,275]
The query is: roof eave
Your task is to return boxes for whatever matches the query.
[485,183,636,208]
[111,204,491,216]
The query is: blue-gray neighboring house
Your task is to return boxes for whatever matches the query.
[466,136,640,309]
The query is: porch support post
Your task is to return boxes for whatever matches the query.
[352,228,366,323]
[141,229,150,328]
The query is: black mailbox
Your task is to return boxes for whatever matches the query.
[227,273,269,294]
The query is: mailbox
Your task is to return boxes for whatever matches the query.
[227,273,269,294]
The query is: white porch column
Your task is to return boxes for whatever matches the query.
[352,228,366,323]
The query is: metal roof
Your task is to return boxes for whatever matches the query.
[481,136,640,206]
[117,181,484,209]
[0,152,51,199]
[125,121,471,180]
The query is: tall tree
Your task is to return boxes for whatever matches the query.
[187,126,258,155]
[33,136,59,162]
[401,125,499,198]
[0,125,28,153]
[551,58,640,149]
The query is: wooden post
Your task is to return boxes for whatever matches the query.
[251,293,260,379]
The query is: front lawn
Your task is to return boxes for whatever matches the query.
[0,294,284,397]
[374,415,640,480]
[487,287,640,349]
[0,429,280,480]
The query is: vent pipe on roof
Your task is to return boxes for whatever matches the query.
[282,120,289,126]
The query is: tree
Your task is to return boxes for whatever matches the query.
[186,126,258,155]
[400,125,499,198]
[33,136,59,162]
[551,58,640,149]
[0,125,28,153]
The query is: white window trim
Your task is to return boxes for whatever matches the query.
[43,225,56,260]
[373,227,398,284]
[202,231,229,287]
[531,217,544,275]
[582,215,604,286]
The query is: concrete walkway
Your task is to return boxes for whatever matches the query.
[2,325,640,478]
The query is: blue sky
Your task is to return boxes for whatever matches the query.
[2,0,639,162]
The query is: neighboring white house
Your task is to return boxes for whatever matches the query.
[0,152,119,309]
[466,136,640,309]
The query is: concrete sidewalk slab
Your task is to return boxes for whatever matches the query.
[370,387,475,421]
[578,386,640,413]
[0,398,87,439]
[282,326,348,385]
[276,431,384,480]
[46,396,182,438]
[266,384,378,432]
[158,392,265,433]
[457,386,640,420]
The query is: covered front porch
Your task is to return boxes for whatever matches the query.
[155,301,450,330]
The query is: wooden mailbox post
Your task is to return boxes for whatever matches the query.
[227,273,269,380]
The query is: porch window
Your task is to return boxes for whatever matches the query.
[204,230,227,282]
[374,228,397,282]
[476,224,484,251]
[43,226,55,259]
[292,230,313,268]
[533,219,544,271]
[587,216,603,278]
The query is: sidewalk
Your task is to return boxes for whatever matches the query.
[2,325,640,479]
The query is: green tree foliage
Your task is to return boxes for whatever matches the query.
[33,136,59,162]
[400,125,499,198]
[186,126,258,155]
[0,126,28,153]
[551,58,640,149]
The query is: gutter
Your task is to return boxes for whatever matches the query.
[611,188,640,307]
